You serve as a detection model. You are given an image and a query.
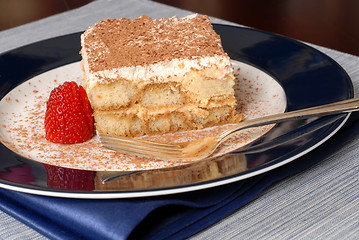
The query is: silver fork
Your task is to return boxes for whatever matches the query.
[99,98,359,162]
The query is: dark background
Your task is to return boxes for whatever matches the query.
[0,0,358,56]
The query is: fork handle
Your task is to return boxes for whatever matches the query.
[219,97,359,140]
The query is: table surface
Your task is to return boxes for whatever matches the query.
[0,0,358,56]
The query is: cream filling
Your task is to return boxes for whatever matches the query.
[96,104,209,118]
[81,39,233,89]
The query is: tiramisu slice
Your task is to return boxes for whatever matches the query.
[80,14,242,137]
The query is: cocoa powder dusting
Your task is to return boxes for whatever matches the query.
[82,14,227,72]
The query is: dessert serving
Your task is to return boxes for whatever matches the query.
[0,60,286,171]
[80,14,243,137]
[0,15,287,172]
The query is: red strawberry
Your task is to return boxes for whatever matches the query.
[45,81,94,144]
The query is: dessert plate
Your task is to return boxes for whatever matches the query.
[0,24,353,198]
[0,60,286,170]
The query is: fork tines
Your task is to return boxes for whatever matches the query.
[99,134,183,159]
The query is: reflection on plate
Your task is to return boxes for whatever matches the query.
[0,24,353,198]
[41,154,248,193]
[0,60,286,171]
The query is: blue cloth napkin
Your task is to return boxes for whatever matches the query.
[1,112,359,240]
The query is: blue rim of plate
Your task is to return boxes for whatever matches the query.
[0,24,353,198]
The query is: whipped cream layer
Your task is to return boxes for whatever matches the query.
[82,53,233,88]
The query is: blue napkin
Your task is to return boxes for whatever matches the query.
[1,113,359,240]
